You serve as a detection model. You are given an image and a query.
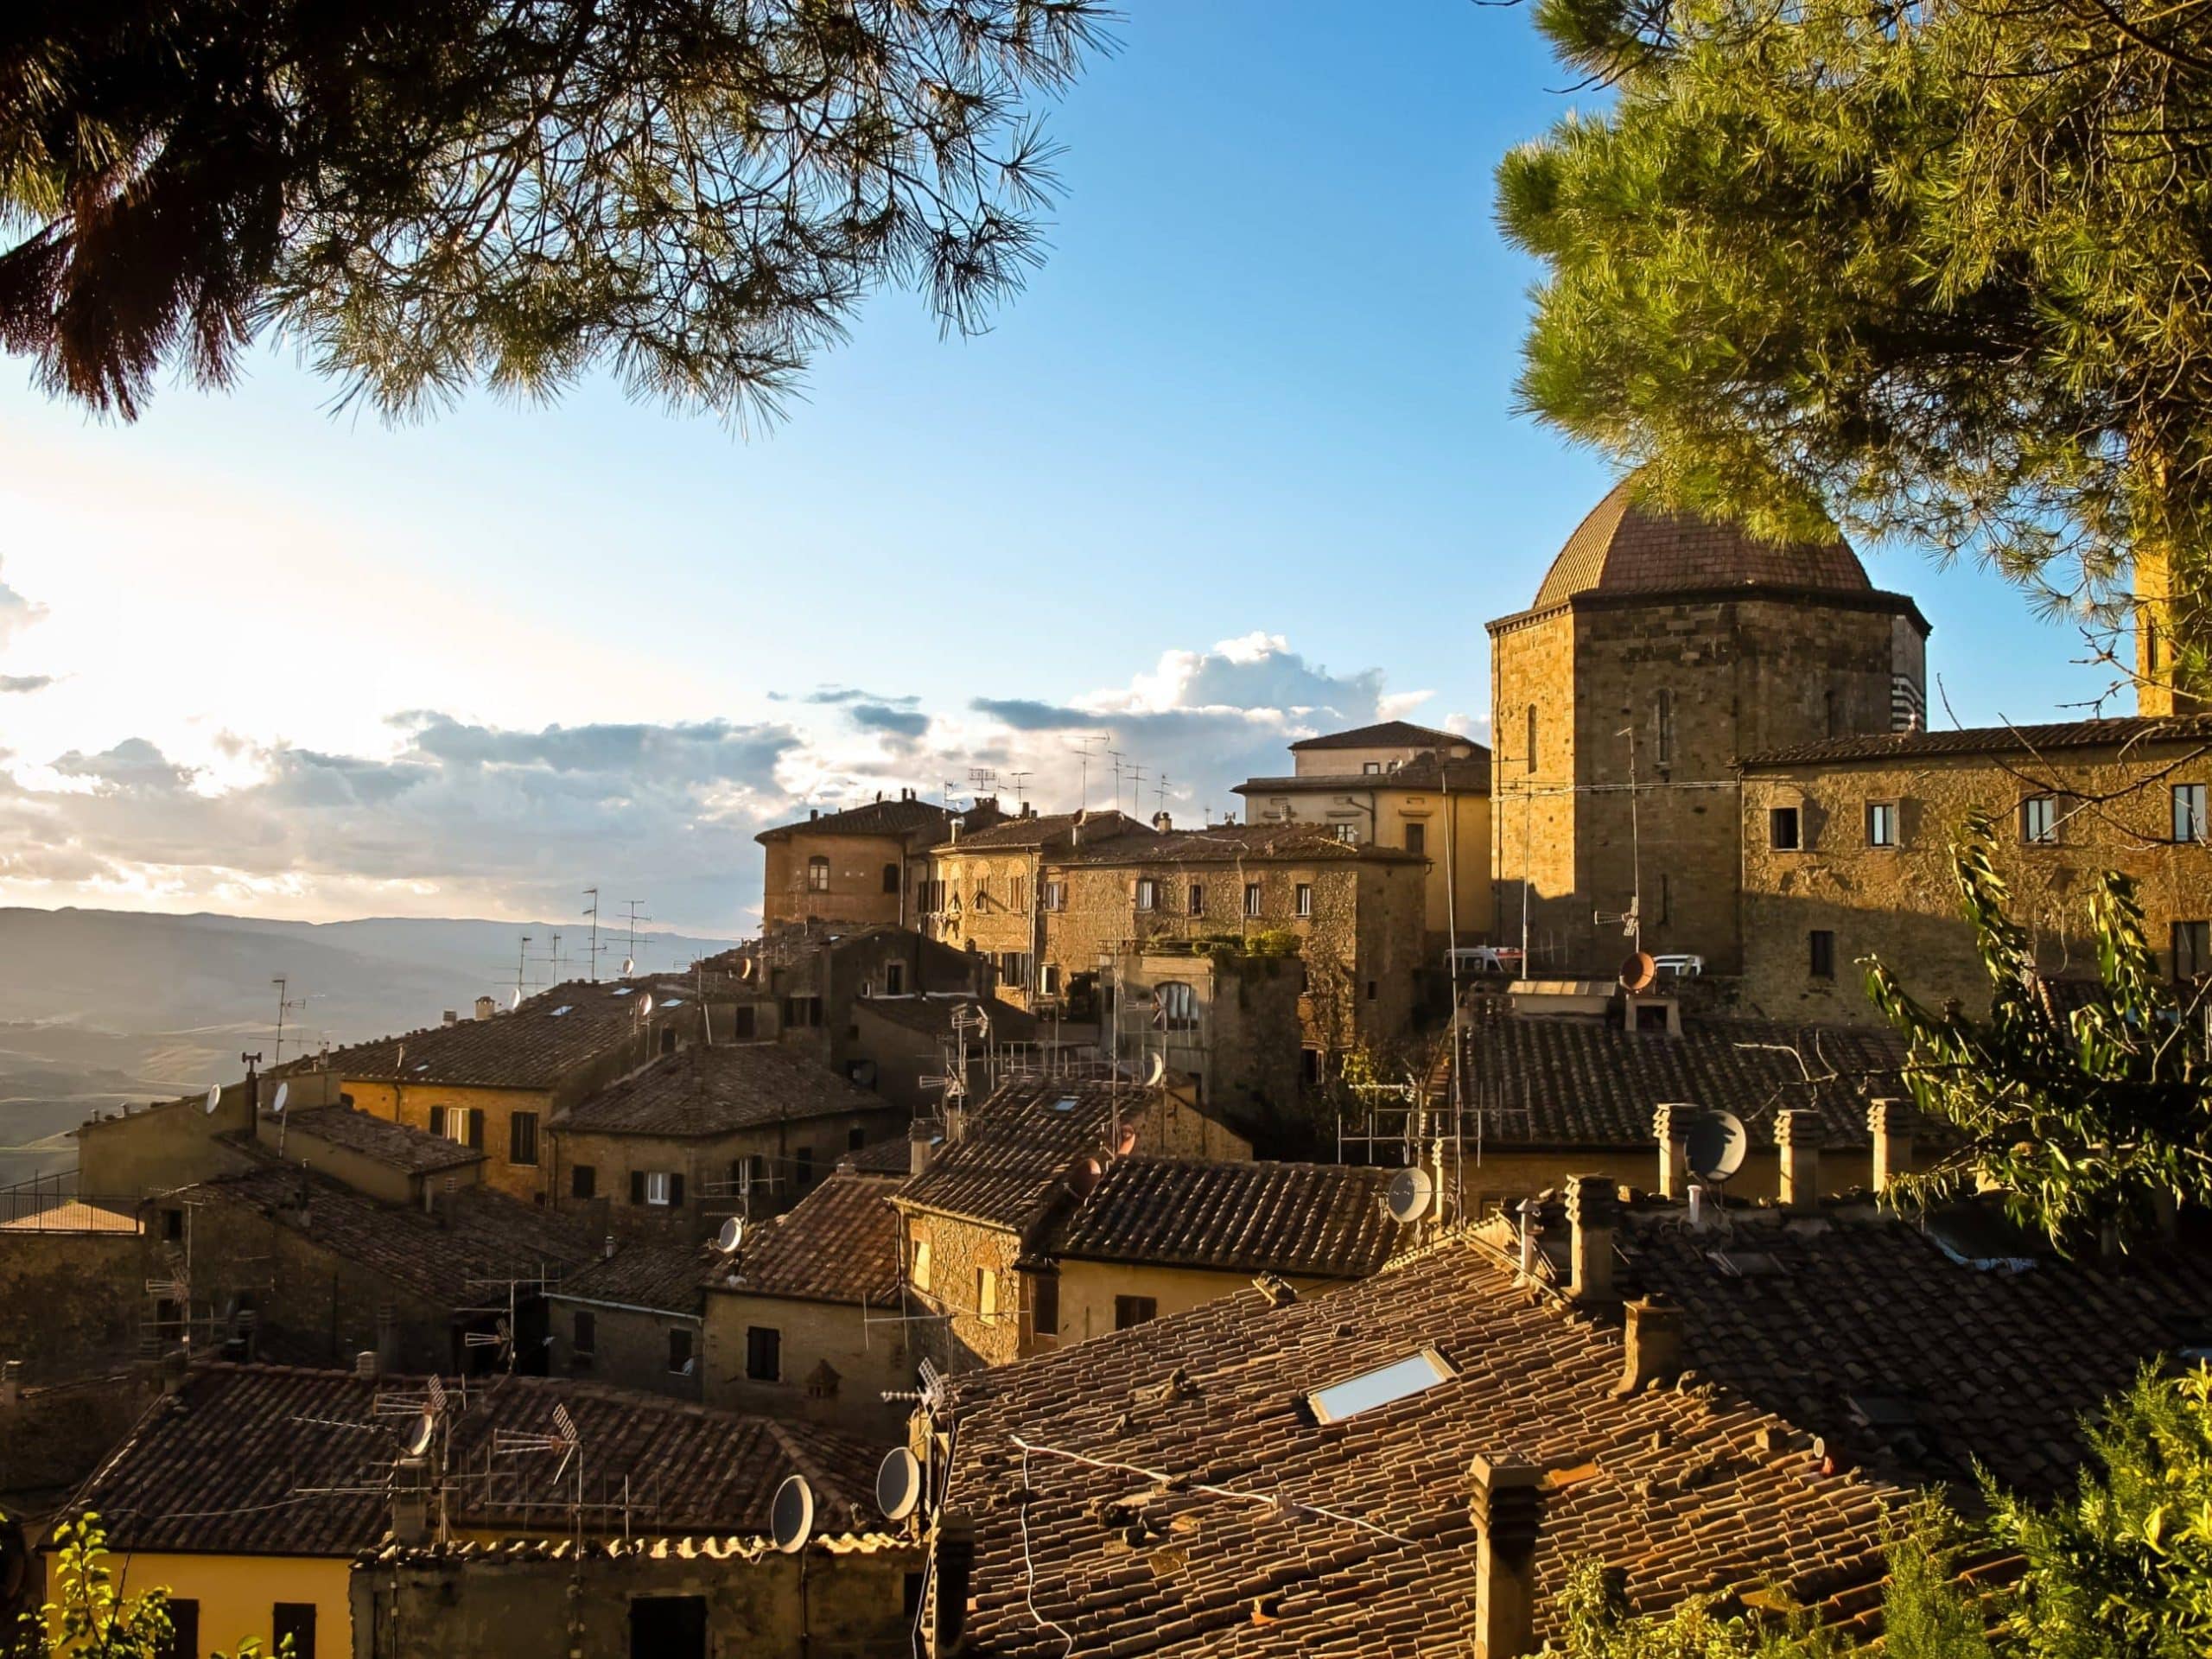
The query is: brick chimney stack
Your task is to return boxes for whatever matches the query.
[1651,1103,1692,1202]
[1564,1175,1617,1304]
[1867,1098,1913,1196]
[1774,1109,1822,1211]
[1615,1297,1683,1395]
[1468,1455,1543,1658]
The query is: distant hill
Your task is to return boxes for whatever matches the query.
[0,907,740,1185]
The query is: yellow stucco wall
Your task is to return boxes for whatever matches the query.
[94,1552,350,1659]
[340,1079,555,1203]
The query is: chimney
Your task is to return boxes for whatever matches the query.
[1468,1455,1543,1658]
[603,1232,617,1261]
[944,1100,968,1146]
[375,1306,402,1375]
[1774,1109,1821,1210]
[442,1009,458,1027]
[474,995,496,1021]
[1,1359,20,1408]
[391,1457,432,1547]
[1614,1297,1683,1395]
[810,807,820,821]
[1651,1103,1692,1202]
[910,1121,937,1177]
[1152,810,1173,833]
[1867,1098,1913,1196]
[926,1512,976,1659]
[1564,1174,1617,1304]
[950,818,961,844]
[354,1349,378,1379]
[160,1346,188,1395]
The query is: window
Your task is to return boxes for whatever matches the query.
[1809,930,1836,980]
[1155,981,1198,1033]
[1187,881,1205,916]
[882,861,900,893]
[1405,822,1426,856]
[1039,963,1062,996]
[1363,760,1382,774]
[978,1267,1001,1323]
[1244,882,1263,918]
[636,1170,677,1206]
[1301,1047,1322,1084]
[1135,877,1159,912]
[1525,705,1537,774]
[429,1104,446,1138]
[1032,1274,1058,1338]
[1114,1294,1158,1331]
[668,1327,694,1375]
[272,1603,317,1659]
[783,995,821,1027]
[1331,821,1360,844]
[2174,784,2208,843]
[156,1599,199,1659]
[1769,806,1802,851]
[1659,873,1672,925]
[1866,802,1897,849]
[849,1126,868,1151]
[747,1325,781,1382]
[806,855,830,893]
[1824,689,1840,738]
[794,1147,815,1191]
[1296,883,1313,918]
[629,1595,707,1659]
[974,875,990,906]
[731,1004,757,1039]
[163,1207,184,1243]
[2175,921,2211,979]
[1306,1347,1455,1425]
[1366,979,1378,1001]
[2023,795,2059,843]
[570,1164,595,1200]
[1042,880,1066,912]
[884,961,906,995]
[573,1310,596,1356]
[509,1110,539,1166]
[466,1107,483,1150]
[1655,687,1675,766]
[910,1231,932,1291]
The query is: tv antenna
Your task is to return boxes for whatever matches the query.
[1007,770,1032,810]
[622,900,650,976]
[270,978,308,1066]
[1127,764,1148,818]
[1067,735,1105,810]
[515,934,533,1002]
[1108,750,1126,814]
[967,766,998,802]
[1154,772,1170,813]
[582,888,604,981]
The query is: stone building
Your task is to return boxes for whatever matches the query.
[917,808,1147,996]
[1488,476,1929,976]
[701,1168,912,1439]
[1738,715,2212,1022]
[1103,944,1306,1133]
[544,1240,709,1401]
[551,1042,906,1241]
[1234,719,1494,954]
[314,978,706,1205]
[55,1363,887,1659]
[754,791,1001,932]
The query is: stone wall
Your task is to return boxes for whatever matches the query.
[548,1295,702,1402]
[0,1364,166,1522]
[1741,744,2212,1023]
[899,1210,1029,1373]
[342,1080,558,1205]
[349,1538,920,1659]
[0,1229,158,1385]
[761,828,912,931]
[701,1289,911,1440]
[1051,1260,1359,1347]
[1111,950,1303,1138]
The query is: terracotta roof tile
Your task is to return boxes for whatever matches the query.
[270,1103,483,1174]
[557,1043,890,1138]
[554,1242,711,1315]
[755,796,1001,843]
[854,993,1038,1042]
[1058,823,1422,867]
[1052,1160,1409,1277]
[1288,721,1468,752]
[934,810,1149,853]
[317,978,683,1090]
[705,1173,903,1306]
[1742,714,2212,768]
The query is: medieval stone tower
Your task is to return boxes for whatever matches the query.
[1488,477,1929,974]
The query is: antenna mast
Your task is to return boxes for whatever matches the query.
[622,900,651,975]
[1007,769,1032,810]
[270,978,308,1067]
[516,934,533,1001]
[582,888,603,982]
[1066,735,1104,811]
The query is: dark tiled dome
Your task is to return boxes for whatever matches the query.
[1534,477,1871,611]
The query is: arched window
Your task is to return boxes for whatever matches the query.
[806,855,830,893]
[881,861,900,893]
[1525,704,1538,775]
[1154,981,1198,1033]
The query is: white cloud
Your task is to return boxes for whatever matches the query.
[0,558,45,651]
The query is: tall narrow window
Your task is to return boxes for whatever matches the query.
[1188,881,1205,916]
[2173,784,2207,843]
[1135,878,1159,912]
[1296,883,1314,918]
[884,961,906,995]
[573,1310,596,1356]
[1824,690,1840,738]
[806,855,830,892]
[1243,882,1263,918]
[1866,802,1897,849]
[2174,921,2211,979]
[2022,796,2059,844]
[1525,705,1538,774]
[1769,807,1802,851]
[1809,930,1836,980]
[509,1110,539,1166]
[1654,687,1675,766]
[1404,822,1426,856]
[881,861,900,893]
[668,1327,694,1374]
[747,1325,781,1382]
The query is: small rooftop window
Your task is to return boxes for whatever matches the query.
[412,1064,429,1073]
[1052,1098,1079,1113]
[550,1005,574,1017]
[661,997,683,1007]
[1306,1346,1455,1424]
[612,988,634,996]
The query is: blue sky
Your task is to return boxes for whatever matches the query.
[0,3,2120,933]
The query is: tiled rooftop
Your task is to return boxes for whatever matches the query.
[1237,751,1490,796]
[552,1242,710,1315]
[934,809,1148,853]
[755,794,993,843]
[705,1173,904,1306]
[557,1043,891,1138]
[1528,476,1873,613]
[1741,714,2212,768]
[1051,1159,1408,1278]
[1459,999,1917,1150]
[893,1139,1077,1235]
[939,1233,1904,1656]
[1288,721,1468,752]
[193,1165,599,1309]
[316,978,683,1090]
[73,1363,885,1555]
[854,992,1039,1042]
[1058,822,1423,867]
[270,1103,484,1173]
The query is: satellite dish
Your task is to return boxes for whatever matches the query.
[270,1082,289,1116]
[875,1447,923,1522]
[1685,1109,1749,1185]
[1067,1155,1103,1199]
[639,995,654,1018]
[623,956,637,976]
[509,987,523,1011]
[402,1410,435,1459]
[1142,1052,1166,1089]
[202,1084,223,1116]
[1387,1165,1434,1224]
[771,1474,815,1553]
[715,1216,745,1255]
[736,957,754,982]
[1620,951,1658,994]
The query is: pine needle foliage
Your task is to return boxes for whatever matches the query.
[0,1,1110,423]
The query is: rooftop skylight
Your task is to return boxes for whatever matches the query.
[1306,1346,1455,1424]
[550,1006,574,1017]
[1052,1097,1079,1113]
